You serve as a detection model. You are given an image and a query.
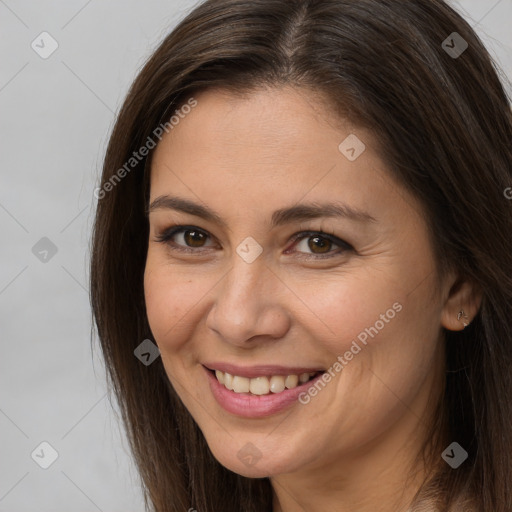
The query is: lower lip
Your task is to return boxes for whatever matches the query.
[205,367,324,418]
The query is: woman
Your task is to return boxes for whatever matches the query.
[90,0,512,510]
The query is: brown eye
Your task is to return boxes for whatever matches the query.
[155,225,215,251]
[183,229,208,247]
[307,235,332,254]
[290,231,352,258]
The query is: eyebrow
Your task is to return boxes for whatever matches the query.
[147,195,377,228]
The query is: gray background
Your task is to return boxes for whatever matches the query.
[0,1,511,511]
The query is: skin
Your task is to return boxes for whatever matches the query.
[143,86,482,512]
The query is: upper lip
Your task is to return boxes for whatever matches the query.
[203,362,324,378]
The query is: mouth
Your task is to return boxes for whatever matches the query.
[208,368,321,395]
[203,363,327,418]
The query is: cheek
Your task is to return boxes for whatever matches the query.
[296,271,404,357]
[323,283,440,429]
[299,267,438,412]
[143,256,206,352]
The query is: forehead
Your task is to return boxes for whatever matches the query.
[156,86,361,160]
[148,86,414,229]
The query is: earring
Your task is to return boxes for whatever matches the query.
[457,309,469,327]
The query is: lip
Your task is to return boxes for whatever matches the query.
[204,365,325,418]
[203,362,324,379]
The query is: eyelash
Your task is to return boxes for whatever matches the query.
[154,225,353,259]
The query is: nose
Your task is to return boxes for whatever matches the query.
[205,256,291,347]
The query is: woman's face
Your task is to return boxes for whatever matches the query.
[144,86,453,479]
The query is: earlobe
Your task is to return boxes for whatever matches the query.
[456,309,470,327]
[440,277,483,331]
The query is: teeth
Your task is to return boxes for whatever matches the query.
[249,376,270,395]
[224,372,234,390]
[269,375,285,393]
[232,375,250,393]
[285,374,299,389]
[214,370,319,395]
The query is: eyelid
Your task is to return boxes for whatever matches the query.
[285,230,352,259]
[154,224,352,257]
[288,230,350,249]
[154,225,216,251]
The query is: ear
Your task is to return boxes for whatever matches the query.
[440,275,483,331]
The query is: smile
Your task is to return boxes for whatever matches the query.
[203,364,326,418]
[214,369,319,395]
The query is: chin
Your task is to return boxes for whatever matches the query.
[206,438,299,479]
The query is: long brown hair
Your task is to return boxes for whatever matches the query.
[90,1,512,510]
